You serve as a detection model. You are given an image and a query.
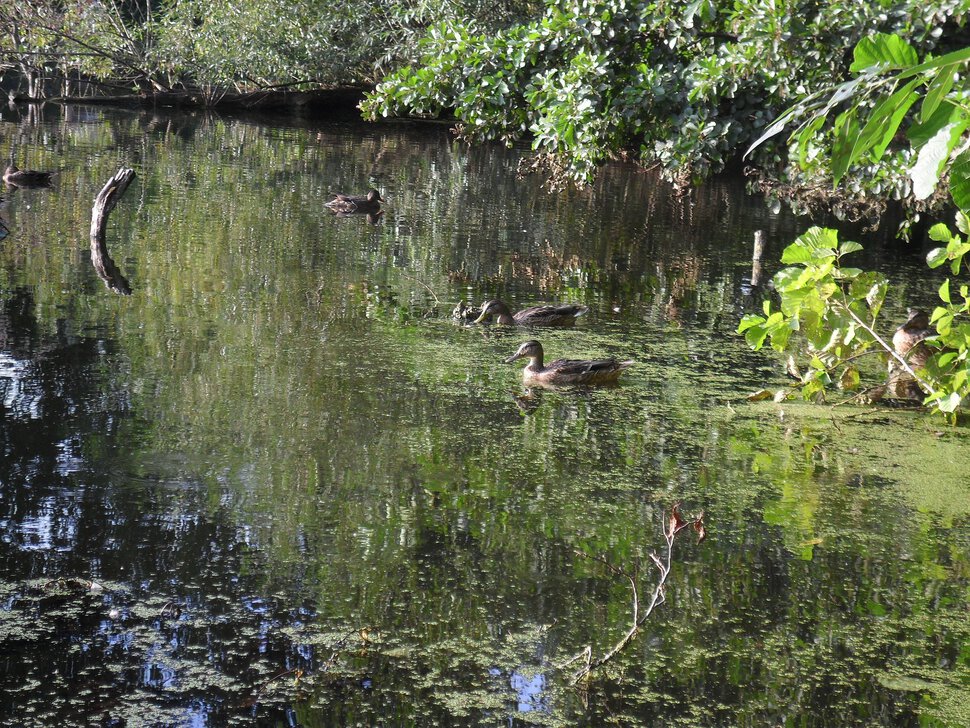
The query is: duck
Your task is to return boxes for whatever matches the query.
[473,299,589,326]
[324,188,383,213]
[505,340,634,386]
[892,308,932,368]
[3,164,54,187]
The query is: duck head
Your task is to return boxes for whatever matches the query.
[473,299,513,324]
[505,340,544,365]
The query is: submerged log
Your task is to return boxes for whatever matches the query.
[90,168,135,295]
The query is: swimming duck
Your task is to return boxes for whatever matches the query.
[892,308,932,368]
[473,299,589,326]
[3,164,54,187]
[505,340,634,386]
[325,189,383,213]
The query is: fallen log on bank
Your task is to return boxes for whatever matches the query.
[90,168,135,295]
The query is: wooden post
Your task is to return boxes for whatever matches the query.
[750,229,765,288]
[90,168,135,295]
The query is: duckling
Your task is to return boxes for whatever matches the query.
[505,340,633,386]
[473,299,589,326]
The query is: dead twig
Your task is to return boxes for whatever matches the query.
[567,503,705,684]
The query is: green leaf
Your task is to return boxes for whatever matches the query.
[852,79,919,164]
[901,45,970,79]
[839,240,863,256]
[832,110,860,186]
[737,314,765,334]
[957,211,970,236]
[950,150,970,210]
[921,65,957,123]
[908,101,966,149]
[939,277,951,303]
[937,351,959,367]
[744,325,768,349]
[927,247,949,268]
[794,114,826,169]
[928,223,953,242]
[780,241,813,264]
[937,391,962,413]
[850,33,918,73]
[798,227,840,255]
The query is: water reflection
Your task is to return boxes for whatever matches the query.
[0,106,966,726]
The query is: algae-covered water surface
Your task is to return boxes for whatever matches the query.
[0,105,967,726]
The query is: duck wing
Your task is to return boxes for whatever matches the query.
[514,304,589,324]
[546,357,631,375]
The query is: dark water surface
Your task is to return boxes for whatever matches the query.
[0,105,967,726]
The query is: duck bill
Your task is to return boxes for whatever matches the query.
[472,311,490,324]
[504,353,523,364]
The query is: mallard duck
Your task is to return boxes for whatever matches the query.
[505,340,633,386]
[3,164,54,187]
[892,308,932,367]
[473,299,589,326]
[325,188,383,213]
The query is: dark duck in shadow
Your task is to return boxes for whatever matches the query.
[887,308,934,400]
[325,188,384,213]
[505,340,633,386]
[4,164,55,187]
[473,299,589,326]
[892,308,933,368]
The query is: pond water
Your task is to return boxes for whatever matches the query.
[0,105,967,727]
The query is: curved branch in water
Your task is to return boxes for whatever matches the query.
[89,168,134,295]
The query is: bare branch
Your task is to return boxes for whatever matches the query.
[567,506,706,684]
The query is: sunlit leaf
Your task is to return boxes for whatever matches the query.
[927,247,949,268]
[850,33,918,73]
[957,211,970,236]
[839,240,863,256]
[937,391,962,412]
[910,120,968,200]
[928,223,953,242]
[901,45,970,78]
[780,241,813,264]
[737,314,766,333]
[939,278,951,303]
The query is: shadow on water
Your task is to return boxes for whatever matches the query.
[0,106,967,726]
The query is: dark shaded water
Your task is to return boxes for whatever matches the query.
[0,104,967,727]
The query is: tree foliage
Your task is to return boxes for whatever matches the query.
[362,0,967,190]
[742,34,970,417]
[0,0,535,96]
